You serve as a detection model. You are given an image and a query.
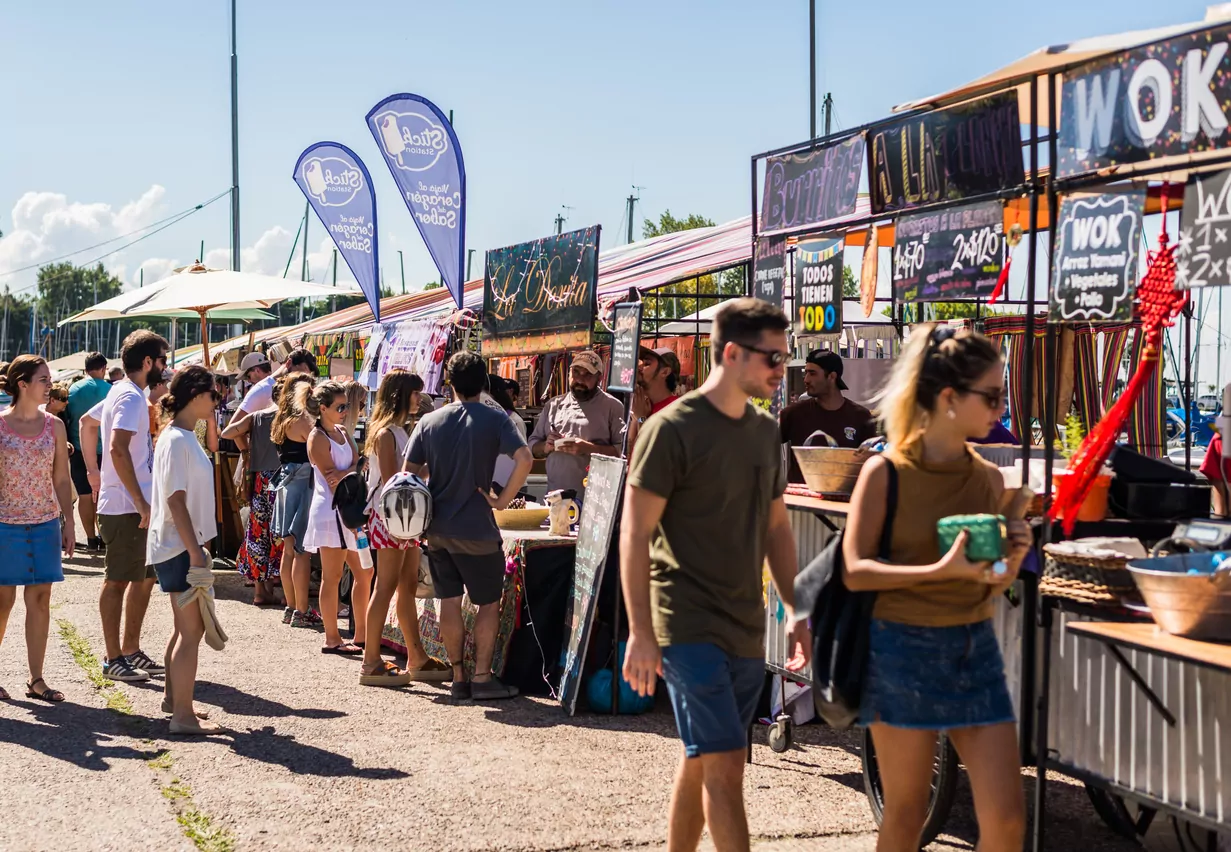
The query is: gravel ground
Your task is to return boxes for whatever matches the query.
[0,552,1147,851]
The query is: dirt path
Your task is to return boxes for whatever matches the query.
[0,553,1139,851]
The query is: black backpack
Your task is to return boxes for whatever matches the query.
[332,457,370,530]
[794,459,897,729]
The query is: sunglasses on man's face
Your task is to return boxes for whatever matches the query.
[736,342,788,369]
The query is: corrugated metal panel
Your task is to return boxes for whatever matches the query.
[1049,609,1230,825]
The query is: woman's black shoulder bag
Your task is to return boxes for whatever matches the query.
[793,459,898,729]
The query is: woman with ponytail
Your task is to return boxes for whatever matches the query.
[148,365,223,733]
[842,325,1031,852]
[0,356,75,702]
[270,375,317,627]
[303,381,363,654]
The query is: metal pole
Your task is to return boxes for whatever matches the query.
[809,0,816,140]
[199,239,205,264]
[467,248,475,281]
[823,93,833,137]
[626,194,636,245]
[1219,287,1225,392]
[1185,291,1193,470]
[298,203,309,325]
[332,248,338,315]
[230,0,241,272]
[397,250,405,295]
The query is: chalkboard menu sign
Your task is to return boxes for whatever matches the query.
[482,225,601,357]
[1177,168,1231,290]
[759,134,864,234]
[1057,25,1231,179]
[1050,190,1145,322]
[559,454,626,716]
[869,92,1024,215]
[892,200,1006,302]
[606,302,642,393]
[753,235,787,307]
[795,236,844,335]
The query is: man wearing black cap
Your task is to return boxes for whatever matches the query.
[779,350,876,483]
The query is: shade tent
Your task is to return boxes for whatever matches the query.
[45,351,123,373]
[892,5,1231,124]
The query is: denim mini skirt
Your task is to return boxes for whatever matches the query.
[271,462,312,551]
[859,618,1015,730]
[0,519,65,586]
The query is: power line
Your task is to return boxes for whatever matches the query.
[4,189,231,296]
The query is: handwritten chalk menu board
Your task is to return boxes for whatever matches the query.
[1057,24,1231,179]
[606,302,642,393]
[1177,169,1231,289]
[795,236,844,335]
[892,200,1006,302]
[559,454,626,716]
[869,92,1024,215]
[759,134,865,233]
[482,225,601,357]
[753,234,787,307]
[1050,190,1145,322]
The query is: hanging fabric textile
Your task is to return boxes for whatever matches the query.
[1050,188,1187,531]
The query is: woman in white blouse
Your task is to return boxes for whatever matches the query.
[148,366,222,735]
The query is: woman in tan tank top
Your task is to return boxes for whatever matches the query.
[842,325,1032,852]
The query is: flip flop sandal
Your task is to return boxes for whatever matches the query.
[321,643,363,656]
[26,679,64,703]
[408,659,453,682]
[169,719,227,736]
[161,698,211,719]
[359,660,411,687]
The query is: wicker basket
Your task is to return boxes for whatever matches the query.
[1041,544,1140,605]
[493,507,549,531]
[791,446,867,496]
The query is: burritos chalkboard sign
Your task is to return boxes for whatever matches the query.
[759,134,865,234]
[606,302,642,394]
[482,225,601,357]
[1050,190,1145,322]
[559,454,626,716]
[892,200,1006,303]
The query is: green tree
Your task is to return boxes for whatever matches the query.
[423,281,443,291]
[642,210,715,239]
[842,265,858,299]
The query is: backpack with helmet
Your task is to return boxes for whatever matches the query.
[377,471,433,540]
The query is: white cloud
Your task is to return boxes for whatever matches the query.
[0,185,166,294]
[199,228,358,287]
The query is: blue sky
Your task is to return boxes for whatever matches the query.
[1,0,1226,385]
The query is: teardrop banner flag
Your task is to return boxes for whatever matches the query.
[293,141,382,323]
[366,93,466,310]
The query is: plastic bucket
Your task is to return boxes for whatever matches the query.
[1052,470,1112,522]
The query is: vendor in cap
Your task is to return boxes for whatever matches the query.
[624,346,681,459]
[529,350,625,500]
[230,348,317,424]
[779,349,876,483]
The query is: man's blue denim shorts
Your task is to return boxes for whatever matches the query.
[661,643,764,758]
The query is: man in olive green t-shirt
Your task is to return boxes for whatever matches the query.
[621,298,811,852]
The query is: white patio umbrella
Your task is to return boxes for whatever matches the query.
[68,263,360,367]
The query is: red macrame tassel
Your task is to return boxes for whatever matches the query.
[988,254,1011,305]
[1048,186,1187,533]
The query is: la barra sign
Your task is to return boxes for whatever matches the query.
[869,92,1024,215]
[1058,25,1231,178]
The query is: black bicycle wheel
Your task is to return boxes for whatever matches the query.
[862,727,960,849]
[1084,784,1157,841]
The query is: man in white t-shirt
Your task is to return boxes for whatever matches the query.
[97,330,170,683]
[231,347,318,424]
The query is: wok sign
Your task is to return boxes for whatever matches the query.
[1058,25,1231,178]
[1050,190,1145,321]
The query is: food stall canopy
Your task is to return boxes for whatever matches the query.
[45,351,123,373]
[892,5,1231,126]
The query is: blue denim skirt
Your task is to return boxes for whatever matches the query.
[271,462,312,552]
[859,618,1014,730]
[0,519,65,586]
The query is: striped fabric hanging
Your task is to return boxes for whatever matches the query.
[1071,328,1101,431]
[1124,326,1166,458]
